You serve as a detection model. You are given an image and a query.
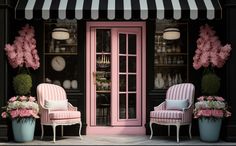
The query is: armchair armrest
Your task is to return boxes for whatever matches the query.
[154,101,166,111]
[182,103,194,112]
[39,105,52,114]
[68,102,78,111]
[182,104,194,123]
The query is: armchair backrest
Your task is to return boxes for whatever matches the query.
[166,83,195,105]
[36,83,67,107]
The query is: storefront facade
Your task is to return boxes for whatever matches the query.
[0,0,236,141]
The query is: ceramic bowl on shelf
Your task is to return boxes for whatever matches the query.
[71,80,78,89]
[63,80,71,89]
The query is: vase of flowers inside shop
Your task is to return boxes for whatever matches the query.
[192,24,232,142]
[3,24,40,142]
[1,96,39,142]
[194,96,231,142]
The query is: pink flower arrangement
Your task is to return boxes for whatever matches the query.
[1,96,39,121]
[194,96,231,119]
[193,24,232,70]
[5,24,40,70]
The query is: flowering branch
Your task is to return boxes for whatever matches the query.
[5,24,40,70]
[193,24,231,70]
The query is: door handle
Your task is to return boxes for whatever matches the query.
[93,72,96,85]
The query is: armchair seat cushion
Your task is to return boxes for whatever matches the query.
[49,111,81,120]
[150,110,183,119]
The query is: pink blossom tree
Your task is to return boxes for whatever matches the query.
[5,24,40,70]
[193,24,232,95]
[193,24,231,70]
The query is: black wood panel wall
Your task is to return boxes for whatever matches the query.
[0,0,18,141]
[224,0,236,142]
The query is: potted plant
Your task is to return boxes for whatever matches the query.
[193,96,231,142]
[1,96,39,142]
[2,24,40,142]
[192,24,232,142]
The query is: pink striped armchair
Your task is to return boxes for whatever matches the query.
[36,83,82,142]
[149,83,195,142]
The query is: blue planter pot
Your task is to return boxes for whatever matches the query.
[198,118,222,142]
[12,118,36,142]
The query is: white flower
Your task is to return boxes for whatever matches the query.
[214,101,225,109]
[195,101,209,109]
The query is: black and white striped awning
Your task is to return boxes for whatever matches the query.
[15,0,222,20]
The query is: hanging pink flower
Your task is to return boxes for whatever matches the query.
[193,24,232,70]
[4,24,40,70]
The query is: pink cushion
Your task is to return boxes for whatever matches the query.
[49,111,81,120]
[150,110,183,119]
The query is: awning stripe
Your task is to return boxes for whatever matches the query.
[124,0,132,20]
[99,0,108,20]
[91,0,99,20]
[15,0,222,20]
[50,0,60,19]
[147,0,157,19]
[131,0,140,19]
[140,0,148,20]
[163,0,173,19]
[203,0,215,20]
[179,0,190,19]
[58,0,68,19]
[211,0,222,19]
[108,0,115,20]
[171,0,181,20]
[75,0,84,20]
[187,0,198,20]
[66,0,77,19]
[33,0,44,20]
[195,0,207,20]
[42,0,52,20]
[155,0,165,19]
[25,0,36,20]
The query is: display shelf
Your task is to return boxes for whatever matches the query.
[45,53,78,55]
[155,53,187,56]
[96,91,111,93]
[153,22,188,90]
[154,64,187,67]
[43,21,80,92]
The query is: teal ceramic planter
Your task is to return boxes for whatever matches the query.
[12,118,36,142]
[198,118,222,142]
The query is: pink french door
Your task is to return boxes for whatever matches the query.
[86,22,146,134]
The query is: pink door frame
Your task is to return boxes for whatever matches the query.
[86,22,146,134]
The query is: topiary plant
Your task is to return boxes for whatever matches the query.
[13,73,32,95]
[201,73,220,95]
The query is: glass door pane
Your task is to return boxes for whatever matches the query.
[118,33,137,120]
[96,29,111,126]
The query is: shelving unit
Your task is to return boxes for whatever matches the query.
[43,21,80,92]
[153,22,188,90]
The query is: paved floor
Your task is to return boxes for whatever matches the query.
[0,135,235,145]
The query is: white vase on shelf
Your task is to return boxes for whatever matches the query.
[178,74,182,83]
[71,80,78,89]
[154,73,164,89]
